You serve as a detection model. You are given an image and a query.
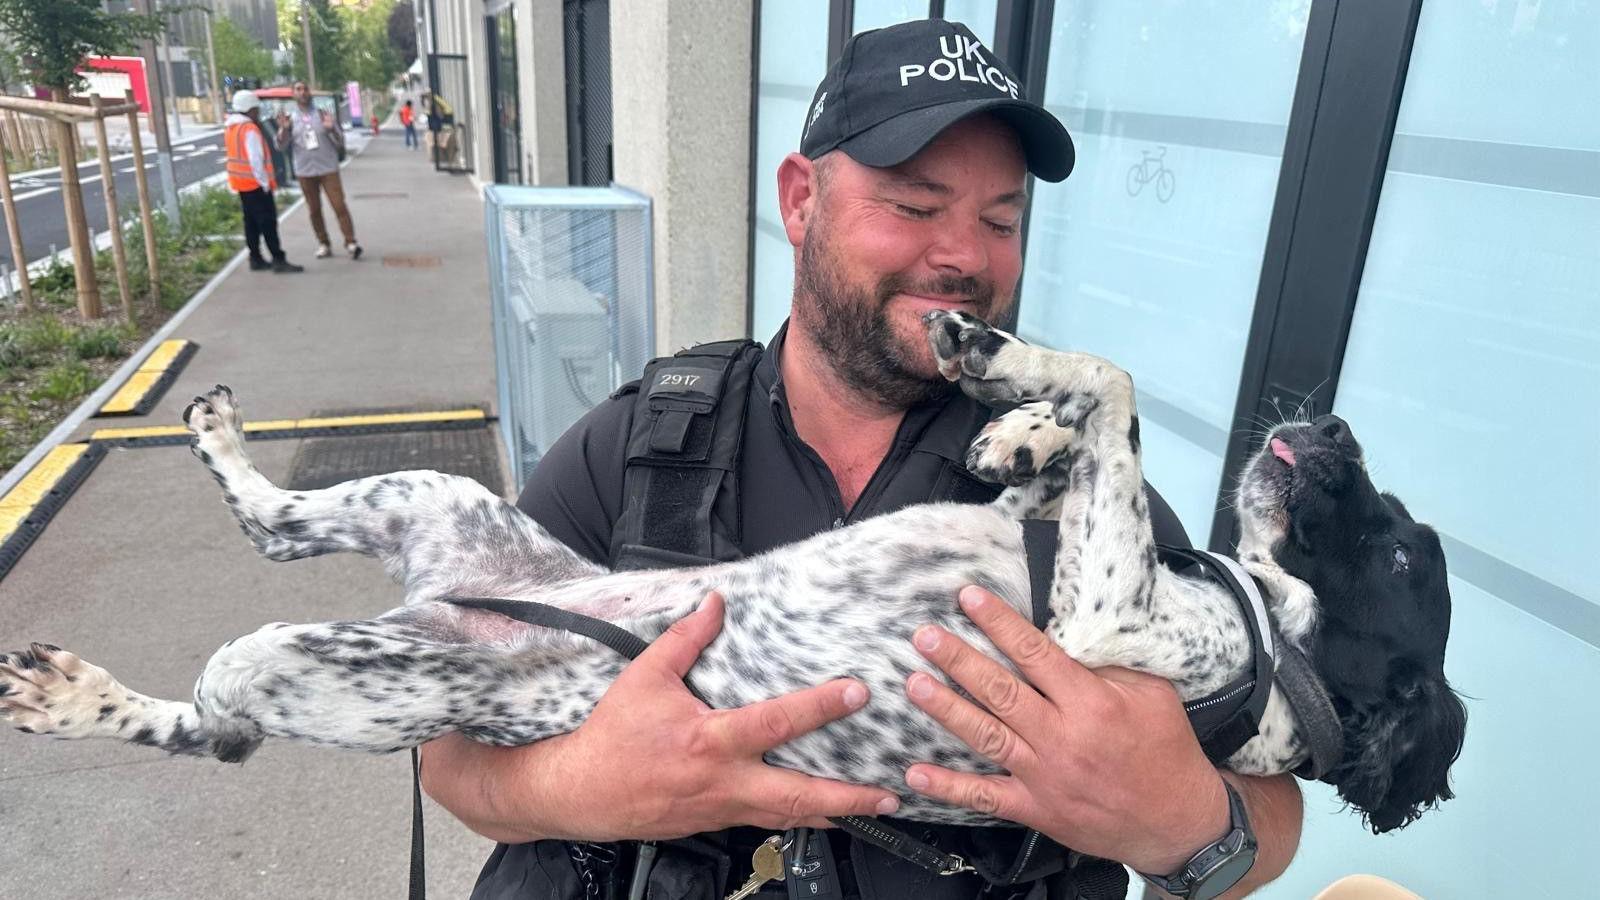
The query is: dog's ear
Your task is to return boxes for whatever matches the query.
[1330,666,1467,833]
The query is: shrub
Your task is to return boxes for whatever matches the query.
[69,324,127,359]
[30,360,95,403]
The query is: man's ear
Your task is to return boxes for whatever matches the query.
[777,152,818,248]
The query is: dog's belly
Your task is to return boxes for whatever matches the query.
[681,506,1032,825]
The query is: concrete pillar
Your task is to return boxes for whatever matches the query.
[612,0,753,353]
[521,0,567,185]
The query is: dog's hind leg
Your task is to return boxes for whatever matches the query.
[926,311,1145,626]
[183,386,603,600]
[0,603,621,760]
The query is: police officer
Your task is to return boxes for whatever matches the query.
[423,19,1302,899]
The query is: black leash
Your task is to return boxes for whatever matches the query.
[408,597,654,900]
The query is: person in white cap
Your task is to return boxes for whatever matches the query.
[223,90,302,273]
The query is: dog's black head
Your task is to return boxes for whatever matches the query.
[1237,414,1466,833]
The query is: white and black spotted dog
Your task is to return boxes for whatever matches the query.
[0,311,1464,833]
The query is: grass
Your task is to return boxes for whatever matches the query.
[0,183,298,475]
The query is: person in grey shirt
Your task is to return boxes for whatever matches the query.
[274,80,364,260]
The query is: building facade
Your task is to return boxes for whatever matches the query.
[425,2,1599,895]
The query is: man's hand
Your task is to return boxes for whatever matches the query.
[275,112,290,130]
[319,110,335,130]
[902,586,1233,875]
[435,592,899,843]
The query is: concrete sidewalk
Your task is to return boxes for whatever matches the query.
[1,128,498,898]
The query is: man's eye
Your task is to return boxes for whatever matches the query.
[1392,544,1410,574]
[985,219,1019,236]
[895,204,934,219]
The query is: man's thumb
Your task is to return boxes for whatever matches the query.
[639,591,724,679]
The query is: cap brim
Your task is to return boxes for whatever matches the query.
[836,98,1075,182]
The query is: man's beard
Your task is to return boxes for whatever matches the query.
[794,224,1000,410]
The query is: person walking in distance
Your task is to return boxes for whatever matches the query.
[399,100,417,149]
[274,80,365,260]
[224,90,302,274]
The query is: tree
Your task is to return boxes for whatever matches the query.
[278,0,349,89]
[341,0,405,91]
[0,0,164,93]
[210,16,275,85]
[387,0,416,67]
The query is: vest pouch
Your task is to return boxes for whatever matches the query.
[642,837,733,900]
[614,543,725,572]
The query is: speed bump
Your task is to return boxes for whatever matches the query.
[96,339,199,417]
[0,443,106,580]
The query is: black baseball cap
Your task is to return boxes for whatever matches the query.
[799,19,1074,182]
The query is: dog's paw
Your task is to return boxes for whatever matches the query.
[923,309,1037,410]
[966,402,1076,485]
[184,385,250,464]
[0,644,125,739]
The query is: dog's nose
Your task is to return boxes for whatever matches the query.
[1312,414,1351,446]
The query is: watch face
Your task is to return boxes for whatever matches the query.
[1190,846,1257,900]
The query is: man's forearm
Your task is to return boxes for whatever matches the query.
[419,733,565,844]
[1142,771,1300,900]
[1220,771,1302,897]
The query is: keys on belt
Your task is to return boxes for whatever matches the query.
[720,828,844,900]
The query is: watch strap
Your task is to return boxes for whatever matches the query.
[1138,781,1256,899]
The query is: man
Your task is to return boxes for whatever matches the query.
[423,20,1302,900]
[274,80,364,260]
[400,99,418,149]
[223,90,302,274]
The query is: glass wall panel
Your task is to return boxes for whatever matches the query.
[941,0,997,45]
[1016,2,1310,538]
[853,0,927,34]
[750,7,831,342]
[1271,5,1599,895]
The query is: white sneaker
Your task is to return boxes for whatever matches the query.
[314,244,332,258]
[346,242,364,260]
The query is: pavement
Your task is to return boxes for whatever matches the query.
[0,125,501,898]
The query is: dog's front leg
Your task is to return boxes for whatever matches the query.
[183,386,603,601]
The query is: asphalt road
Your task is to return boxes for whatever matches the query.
[2,129,230,270]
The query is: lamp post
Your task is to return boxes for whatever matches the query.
[301,0,318,89]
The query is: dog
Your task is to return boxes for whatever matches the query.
[0,311,1464,833]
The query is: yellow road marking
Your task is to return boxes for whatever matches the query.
[98,340,194,415]
[90,409,485,442]
[0,444,89,544]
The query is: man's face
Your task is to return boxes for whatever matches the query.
[792,115,1028,408]
[293,82,311,105]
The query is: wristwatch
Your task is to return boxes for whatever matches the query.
[1138,780,1257,900]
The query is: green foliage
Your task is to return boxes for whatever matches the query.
[279,0,350,89]
[68,324,128,359]
[277,0,409,91]
[29,359,94,402]
[0,0,167,92]
[0,316,70,368]
[211,15,276,84]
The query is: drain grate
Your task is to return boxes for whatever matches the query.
[382,254,442,268]
[285,411,504,493]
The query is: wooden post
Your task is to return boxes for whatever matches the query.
[125,90,160,301]
[92,96,132,318]
[0,122,33,310]
[50,88,100,318]
[2,112,22,167]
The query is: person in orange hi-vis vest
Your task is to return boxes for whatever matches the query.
[225,90,303,273]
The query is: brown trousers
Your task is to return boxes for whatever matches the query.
[297,171,357,246]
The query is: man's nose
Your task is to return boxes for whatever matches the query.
[926,221,988,276]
